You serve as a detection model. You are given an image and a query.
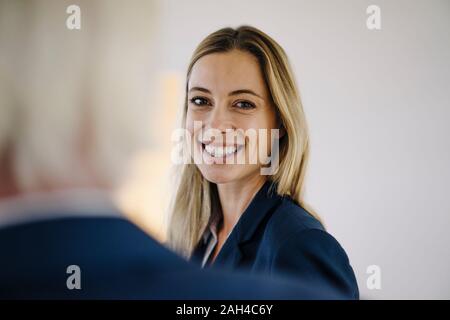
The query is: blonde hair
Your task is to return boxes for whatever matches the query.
[0,0,157,191]
[167,26,321,258]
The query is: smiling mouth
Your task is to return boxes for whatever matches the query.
[201,143,244,158]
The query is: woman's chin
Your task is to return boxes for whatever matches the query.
[198,165,239,184]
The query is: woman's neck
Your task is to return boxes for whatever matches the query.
[216,175,266,235]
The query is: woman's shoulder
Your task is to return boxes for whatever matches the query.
[260,197,359,299]
[263,197,325,243]
[261,196,351,267]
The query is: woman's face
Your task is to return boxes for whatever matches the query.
[186,49,279,184]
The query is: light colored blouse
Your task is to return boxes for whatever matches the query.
[201,223,219,267]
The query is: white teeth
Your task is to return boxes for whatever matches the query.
[204,145,238,157]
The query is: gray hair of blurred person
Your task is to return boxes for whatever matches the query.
[0,0,158,193]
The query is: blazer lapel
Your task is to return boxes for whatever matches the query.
[212,180,282,270]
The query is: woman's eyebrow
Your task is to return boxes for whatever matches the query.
[189,86,211,94]
[189,87,264,100]
[229,89,263,100]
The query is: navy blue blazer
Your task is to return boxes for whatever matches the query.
[192,181,359,299]
[0,209,348,299]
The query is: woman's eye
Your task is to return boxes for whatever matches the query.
[189,97,210,106]
[235,100,256,110]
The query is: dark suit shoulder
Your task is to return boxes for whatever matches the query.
[259,197,359,299]
[263,197,325,246]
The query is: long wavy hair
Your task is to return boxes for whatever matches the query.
[167,25,321,258]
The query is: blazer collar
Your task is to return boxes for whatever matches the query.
[231,180,282,244]
[212,180,282,268]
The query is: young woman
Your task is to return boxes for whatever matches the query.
[168,26,359,299]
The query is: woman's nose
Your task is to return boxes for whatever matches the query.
[206,104,235,132]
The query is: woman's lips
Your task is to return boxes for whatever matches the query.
[201,142,244,160]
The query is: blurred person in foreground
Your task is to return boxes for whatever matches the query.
[0,0,352,299]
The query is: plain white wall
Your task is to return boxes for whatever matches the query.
[157,0,450,299]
